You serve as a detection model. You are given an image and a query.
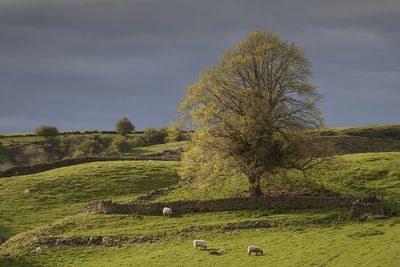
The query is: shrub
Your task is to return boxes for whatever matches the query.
[72,139,104,157]
[166,122,187,142]
[0,141,9,162]
[111,136,133,155]
[141,128,167,145]
[116,118,135,135]
[35,125,59,137]
[21,144,49,165]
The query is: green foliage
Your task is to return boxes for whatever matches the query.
[179,31,330,196]
[111,136,133,155]
[166,122,187,143]
[115,117,135,135]
[72,139,104,157]
[0,141,8,162]
[35,125,59,137]
[141,128,167,145]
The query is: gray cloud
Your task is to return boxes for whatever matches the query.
[0,0,399,132]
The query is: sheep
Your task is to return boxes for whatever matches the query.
[162,207,173,217]
[248,246,263,255]
[193,240,207,250]
[24,189,30,194]
[35,247,42,253]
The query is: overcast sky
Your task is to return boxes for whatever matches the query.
[0,0,399,132]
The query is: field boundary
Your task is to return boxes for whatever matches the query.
[81,196,359,215]
[0,155,179,178]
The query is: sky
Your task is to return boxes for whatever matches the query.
[0,0,399,132]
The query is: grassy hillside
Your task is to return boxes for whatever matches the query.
[323,124,400,139]
[0,161,180,237]
[1,210,400,266]
[1,140,400,266]
[156,152,400,202]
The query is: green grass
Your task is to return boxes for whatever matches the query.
[1,211,400,266]
[1,143,400,266]
[0,161,180,237]
[316,152,400,201]
[0,133,142,146]
[157,152,400,202]
[136,141,189,154]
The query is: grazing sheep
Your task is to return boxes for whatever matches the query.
[193,240,207,250]
[162,207,173,217]
[248,246,263,255]
[24,189,30,194]
[35,247,42,253]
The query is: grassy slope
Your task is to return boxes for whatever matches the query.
[156,152,400,202]
[1,126,400,266]
[0,161,180,237]
[316,152,400,201]
[0,133,142,146]
[0,152,399,266]
[1,211,400,266]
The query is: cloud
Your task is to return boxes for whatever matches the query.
[0,0,399,132]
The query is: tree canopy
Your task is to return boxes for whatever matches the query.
[179,31,329,197]
[115,117,135,135]
[35,125,59,137]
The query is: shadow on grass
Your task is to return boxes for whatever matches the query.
[205,248,225,256]
[0,257,40,267]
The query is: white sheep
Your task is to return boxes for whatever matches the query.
[162,207,173,217]
[35,247,42,253]
[24,189,30,194]
[193,240,207,250]
[248,245,263,255]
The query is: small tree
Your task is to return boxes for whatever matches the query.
[35,125,59,137]
[166,122,187,143]
[115,117,135,135]
[111,136,132,155]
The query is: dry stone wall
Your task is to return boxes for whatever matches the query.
[0,154,179,178]
[81,196,359,215]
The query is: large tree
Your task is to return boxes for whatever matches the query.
[179,31,328,197]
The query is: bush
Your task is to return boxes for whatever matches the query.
[0,141,9,162]
[111,136,133,155]
[72,139,104,157]
[141,128,167,145]
[35,125,59,137]
[60,135,110,158]
[116,118,135,135]
[166,122,187,142]
[21,144,49,165]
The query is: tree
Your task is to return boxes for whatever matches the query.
[166,122,187,143]
[111,136,132,155]
[115,117,135,135]
[179,31,328,197]
[35,125,59,137]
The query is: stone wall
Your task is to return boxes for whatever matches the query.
[0,155,179,178]
[81,196,358,215]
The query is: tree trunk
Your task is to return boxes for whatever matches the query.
[248,175,263,197]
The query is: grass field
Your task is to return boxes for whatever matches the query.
[1,147,400,266]
[156,152,400,202]
[1,210,400,266]
[0,161,180,237]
